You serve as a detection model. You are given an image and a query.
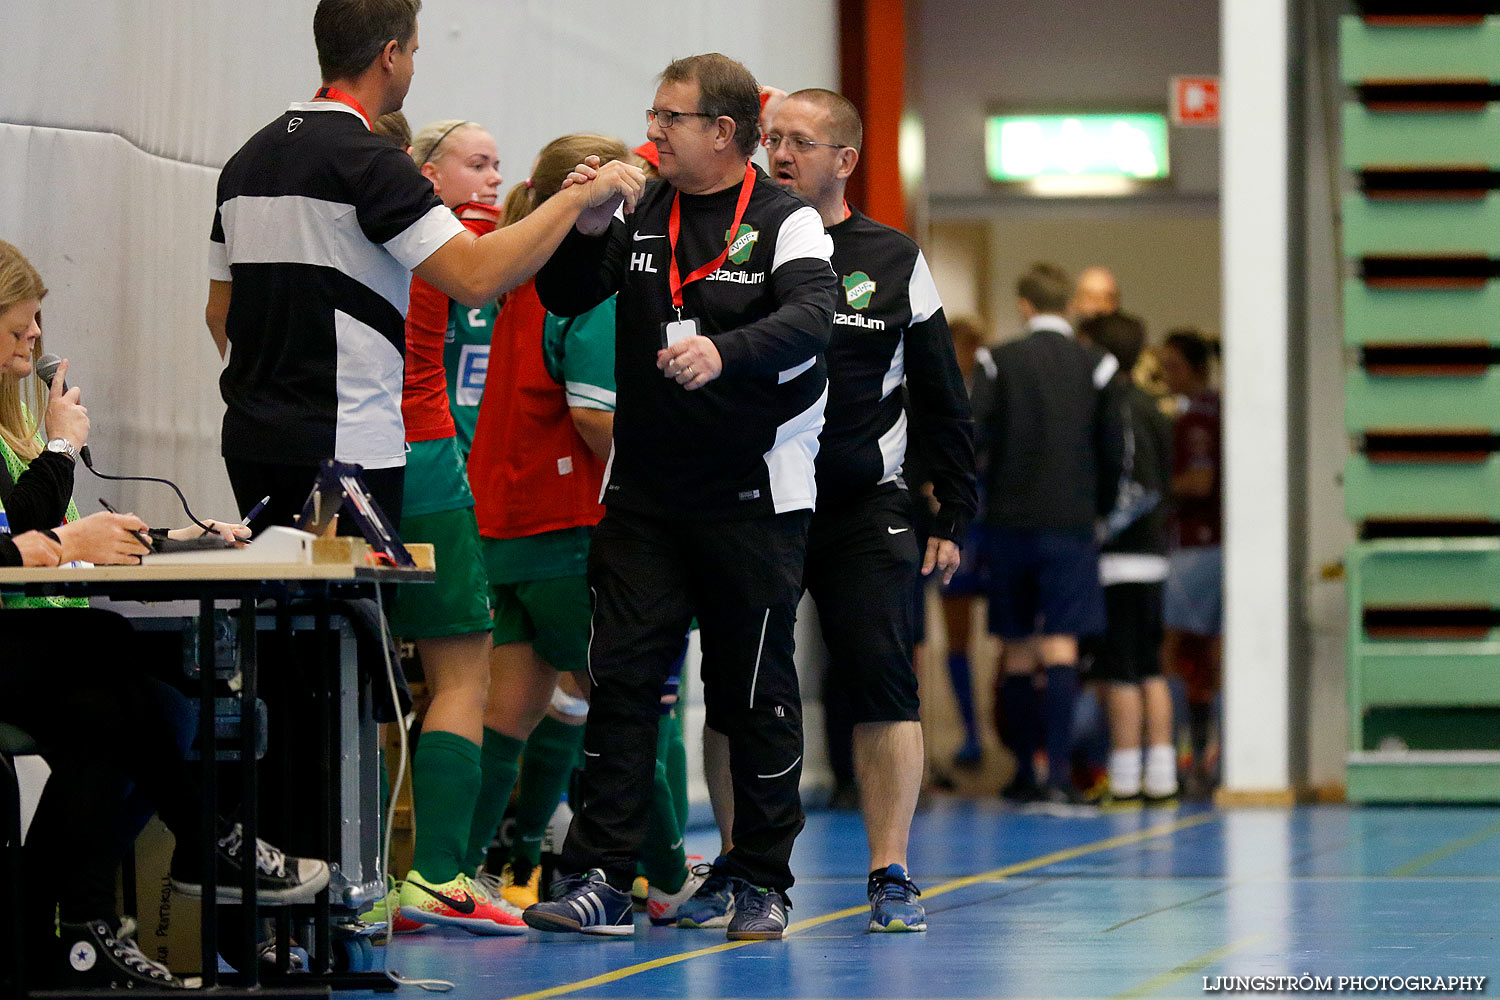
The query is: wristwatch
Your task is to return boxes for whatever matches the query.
[45,437,77,461]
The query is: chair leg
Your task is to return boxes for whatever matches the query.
[0,753,25,1000]
[121,845,137,921]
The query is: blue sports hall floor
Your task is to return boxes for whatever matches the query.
[346,800,1500,999]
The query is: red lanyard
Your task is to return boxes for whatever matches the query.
[667,161,757,310]
[314,86,372,130]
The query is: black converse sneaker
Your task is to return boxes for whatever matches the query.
[59,918,198,989]
[170,823,330,904]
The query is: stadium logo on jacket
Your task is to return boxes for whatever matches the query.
[725,224,759,264]
[844,271,876,310]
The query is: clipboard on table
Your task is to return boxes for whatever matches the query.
[296,460,415,567]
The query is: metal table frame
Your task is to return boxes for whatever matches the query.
[0,562,430,998]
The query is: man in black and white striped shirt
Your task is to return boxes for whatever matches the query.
[205,0,642,529]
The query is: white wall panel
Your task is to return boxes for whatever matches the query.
[1,3,313,166]
[406,2,837,187]
[0,124,232,523]
[0,0,838,807]
[0,1,837,527]
[1,1,836,172]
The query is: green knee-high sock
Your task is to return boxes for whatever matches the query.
[463,729,526,874]
[637,714,675,882]
[640,719,687,894]
[510,716,585,870]
[410,730,483,883]
[664,707,689,834]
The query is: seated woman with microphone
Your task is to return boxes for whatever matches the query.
[0,237,330,991]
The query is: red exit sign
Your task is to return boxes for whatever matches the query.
[1172,76,1220,127]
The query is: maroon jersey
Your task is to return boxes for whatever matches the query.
[1171,390,1221,548]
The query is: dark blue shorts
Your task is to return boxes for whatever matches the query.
[985,527,1106,640]
[940,522,991,599]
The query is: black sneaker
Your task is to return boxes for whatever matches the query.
[952,740,983,771]
[1000,773,1044,804]
[258,934,307,971]
[522,869,634,936]
[1103,789,1145,811]
[170,823,330,904]
[725,885,790,941]
[1033,783,1099,817]
[59,918,199,990]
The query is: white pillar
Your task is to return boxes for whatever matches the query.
[1220,0,1292,793]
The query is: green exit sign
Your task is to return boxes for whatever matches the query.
[985,113,1170,187]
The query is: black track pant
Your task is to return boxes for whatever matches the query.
[560,508,810,893]
[1,609,201,962]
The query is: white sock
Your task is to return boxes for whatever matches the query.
[1108,749,1142,797]
[1143,743,1178,798]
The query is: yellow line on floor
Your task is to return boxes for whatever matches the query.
[500,939,760,1000]
[500,810,1218,1000]
[783,811,1218,935]
[1112,932,1269,1000]
[1389,818,1500,878]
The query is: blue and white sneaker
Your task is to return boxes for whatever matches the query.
[726,884,790,940]
[675,859,743,929]
[521,869,634,936]
[867,864,927,932]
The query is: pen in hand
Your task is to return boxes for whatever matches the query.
[98,497,155,548]
[240,495,270,526]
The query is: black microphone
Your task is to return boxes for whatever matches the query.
[33,352,213,533]
[33,352,93,467]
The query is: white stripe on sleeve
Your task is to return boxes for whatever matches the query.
[208,239,230,281]
[777,357,816,384]
[771,206,833,273]
[880,337,905,400]
[383,203,467,272]
[565,383,617,411]
[908,250,943,324]
[1094,352,1120,389]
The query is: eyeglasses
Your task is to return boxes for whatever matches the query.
[761,133,846,154]
[646,108,718,128]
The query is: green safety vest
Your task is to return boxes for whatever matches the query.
[0,414,86,609]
